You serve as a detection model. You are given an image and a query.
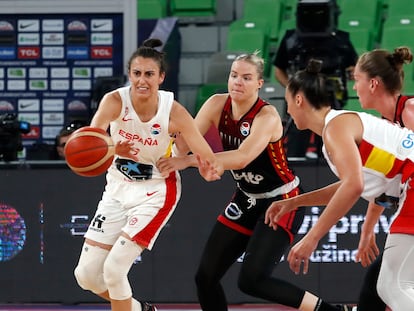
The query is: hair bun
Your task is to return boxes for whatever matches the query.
[142,38,163,49]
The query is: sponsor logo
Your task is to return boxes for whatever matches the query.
[91,33,112,45]
[18,33,40,45]
[67,34,88,45]
[231,171,264,185]
[18,47,40,59]
[8,68,26,78]
[146,191,158,196]
[42,112,64,125]
[0,21,14,31]
[224,202,243,220]
[29,67,48,78]
[23,126,40,139]
[0,34,15,45]
[151,124,161,135]
[72,67,91,78]
[0,48,15,59]
[42,99,64,111]
[50,80,69,90]
[18,99,40,111]
[67,47,88,59]
[91,20,113,31]
[19,113,40,125]
[42,19,64,32]
[72,79,91,90]
[0,100,14,111]
[68,100,88,111]
[240,121,250,136]
[42,46,64,59]
[51,67,69,78]
[94,67,113,77]
[7,80,26,91]
[91,46,112,59]
[67,20,87,31]
[129,217,138,226]
[29,80,48,90]
[42,33,64,45]
[18,20,39,31]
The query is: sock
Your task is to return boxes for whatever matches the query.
[132,298,141,311]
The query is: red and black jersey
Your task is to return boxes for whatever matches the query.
[218,96,296,194]
[394,95,414,127]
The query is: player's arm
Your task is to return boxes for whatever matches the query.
[305,114,364,243]
[215,105,281,170]
[169,101,223,179]
[90,91,135,159]
[90,91,121,130]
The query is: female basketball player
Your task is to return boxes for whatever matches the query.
[352,46,414,311]
[158,53,350,311]
[73,38,222,311]
[265,59,414,311]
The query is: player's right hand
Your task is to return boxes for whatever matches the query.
[264,199,296,230]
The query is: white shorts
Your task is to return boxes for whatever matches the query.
[84,171,181,250]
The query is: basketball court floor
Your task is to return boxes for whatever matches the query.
[0,304,297,311]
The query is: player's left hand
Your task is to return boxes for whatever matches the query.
[355,230,379,267]
[265,199,296,230]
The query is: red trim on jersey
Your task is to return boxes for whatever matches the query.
[132,172,178,247]
[278,187,300,243]
[217,215,254,236]
[267,139,295,184]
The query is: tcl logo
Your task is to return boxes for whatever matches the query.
[18,47,40,59]
[91,47,112,59]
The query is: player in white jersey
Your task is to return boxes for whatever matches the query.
[265,59,414,311]
[73,38,222,311]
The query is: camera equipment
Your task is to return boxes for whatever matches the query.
[0,113,31,162]
[296,0,338,37]
[286,0,347,108]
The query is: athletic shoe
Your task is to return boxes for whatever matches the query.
[141,301,158,311]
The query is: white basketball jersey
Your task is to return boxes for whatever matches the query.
[322,110,414,202]
[107,87,175,180]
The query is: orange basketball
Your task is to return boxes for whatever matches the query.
[64,126,115,177]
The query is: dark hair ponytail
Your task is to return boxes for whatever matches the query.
[288,59,332,109]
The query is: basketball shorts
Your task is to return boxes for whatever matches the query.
[84,171,181,250]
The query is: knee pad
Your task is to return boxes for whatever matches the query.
[74,243,109,294]
[103,237,143,300]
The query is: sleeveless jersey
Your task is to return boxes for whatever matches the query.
[393,95,414,127]
[107,87,175,181]
[218,96,297,194]
[323,110,414,234]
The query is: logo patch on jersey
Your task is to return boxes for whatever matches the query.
[151,123,161,135]
[240,122,250,136]
[224,202,243,220]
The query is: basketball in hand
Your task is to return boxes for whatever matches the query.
[64,126,115,177]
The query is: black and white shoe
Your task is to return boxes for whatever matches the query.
[141,301,158,311]
[336,305,356,311]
